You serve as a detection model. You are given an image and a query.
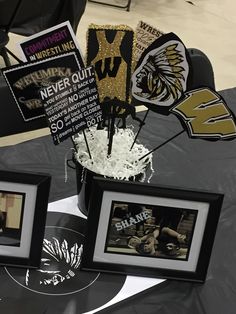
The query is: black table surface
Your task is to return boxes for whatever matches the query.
[0,87,236,313]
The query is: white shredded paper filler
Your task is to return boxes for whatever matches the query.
[73,127,153,181]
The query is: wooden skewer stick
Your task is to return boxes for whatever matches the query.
[139,129,185,161]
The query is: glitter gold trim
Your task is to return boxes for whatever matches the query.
[86,24,135,104]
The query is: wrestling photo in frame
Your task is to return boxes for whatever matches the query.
[81,177,224,282]
[0,170,51,268]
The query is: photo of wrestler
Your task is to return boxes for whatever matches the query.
[105,200,197,261]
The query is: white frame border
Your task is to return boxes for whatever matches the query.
[93,190,209,272]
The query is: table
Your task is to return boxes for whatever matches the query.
[0,87,236,313]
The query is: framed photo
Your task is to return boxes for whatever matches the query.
[0,170,51,268]
[81,177,224,282]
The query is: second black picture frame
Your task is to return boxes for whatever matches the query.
[81,177,224,282]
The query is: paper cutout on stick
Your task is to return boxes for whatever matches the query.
[170,87,236,140]
[40,66,102,145]
[2,52,83,122]
[86,24,135,103]
[138,86,236,162]
[19,21,84,66]
[134,20,164,64]
[131,32,191,115]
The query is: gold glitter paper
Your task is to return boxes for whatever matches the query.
[171,87,236,139]
[86,24,135,103]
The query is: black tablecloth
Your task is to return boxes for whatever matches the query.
[0,87,236,313]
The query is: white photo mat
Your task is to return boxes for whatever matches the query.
[93,191,209,272]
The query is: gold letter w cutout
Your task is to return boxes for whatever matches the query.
[171,87,236,139]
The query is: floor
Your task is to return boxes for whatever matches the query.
[1,0,235,146]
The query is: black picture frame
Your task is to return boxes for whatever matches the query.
[0,170,51,268]
[81,177,224,282]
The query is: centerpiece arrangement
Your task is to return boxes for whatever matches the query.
[3,20,236,216]
[1,19,235,287]
[64,23,189,214]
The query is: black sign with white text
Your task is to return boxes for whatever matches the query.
[40,66,102,145]
[2,53,83,122]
